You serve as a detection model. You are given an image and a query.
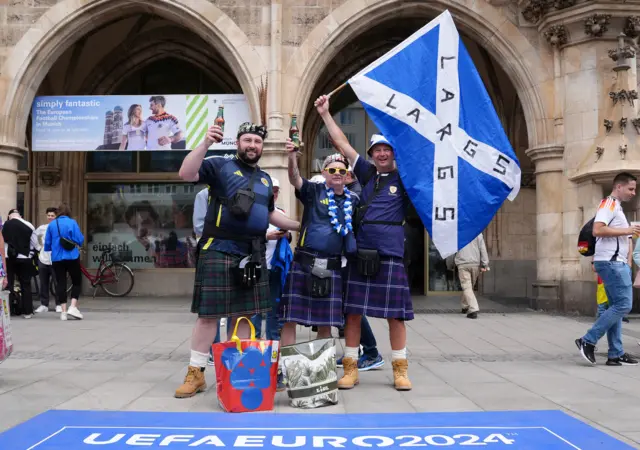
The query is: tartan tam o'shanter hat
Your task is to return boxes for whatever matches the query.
[237,122,267,140]
[322,153,349,170]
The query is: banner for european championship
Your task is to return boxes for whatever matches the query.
[31,94,250,151]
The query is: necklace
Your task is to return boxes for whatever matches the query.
[326,185,353,236]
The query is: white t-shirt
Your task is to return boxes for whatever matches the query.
[266,208,287,270]
[145,113,181,150]
[122,122,147,150]
[594,196,630,263]
[34,224,51,265]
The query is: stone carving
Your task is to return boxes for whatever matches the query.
[544,25,568,46]
[624,16,640,38]
[604,119,613,134]
[596,146,604,162]
[620,144,627,160]
[39,168,61,187]
[620,117,628,133]
[522,0,550,23]
[610,89,638,106]
[584,14,611,37]
[553,0,576,9]
[608,45,636,62]
[631,118,640,134]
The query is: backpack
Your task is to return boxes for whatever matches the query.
[577,217,618,258]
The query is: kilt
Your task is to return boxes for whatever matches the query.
[191,249,270,319]
[344,255,413,320]
[280,258,344,327]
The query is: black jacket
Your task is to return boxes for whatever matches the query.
[2,218,35,258]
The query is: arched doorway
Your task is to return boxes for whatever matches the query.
[2,0,261,297]
[294,10,539,302]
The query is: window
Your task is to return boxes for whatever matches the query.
[339,110,354,125]
[86,182,205,269]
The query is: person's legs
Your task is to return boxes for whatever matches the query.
[389,318,411,390]
[458,267,480,314]
[265,269,282,341]
[338,314,362,389]
[280,322,296,347]
[360,316,379,359]
[53,261,69,318]
[38,262,51,309]
[66,259,83,319]
[16,260,33,316]
[175,317,218,398]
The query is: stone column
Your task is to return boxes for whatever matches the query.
[526,145,564,309]
[0,144,25,217]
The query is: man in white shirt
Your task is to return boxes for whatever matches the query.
[576,172,640,366]
[145,96,183,150]
[34,207,60,313]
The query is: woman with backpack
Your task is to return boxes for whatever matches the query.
[44,203,84,321]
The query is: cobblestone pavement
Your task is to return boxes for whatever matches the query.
[1,297,640,448]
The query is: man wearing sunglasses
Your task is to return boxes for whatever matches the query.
[279,144,358,355]
[315,95,413,391]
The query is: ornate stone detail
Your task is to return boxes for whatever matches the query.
[610,89,638,106]
[584,14,611,37]
[596,146,604,162]
[632,118,640,134]
[38,168,61,187]
[521,171,536,187]
[608,33,635,71]
[620,117,628,133]
[522,0,550,23]
[624,16,640,38]
[620,144,628,160]
[544,25,568,46]
[553,0,576,9]
[604,119,613,134]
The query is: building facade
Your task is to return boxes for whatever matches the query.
[0,0,639,313]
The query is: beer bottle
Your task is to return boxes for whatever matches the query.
[214,106,225,133]
[290,114,300,148]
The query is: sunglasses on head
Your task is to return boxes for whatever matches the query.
[326,168,347,175]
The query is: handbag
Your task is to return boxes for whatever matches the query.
[633,272,640,289]
[356,249,381,277]
[212,317,279,413]
[227,169,258,219]
[280,337,338,409]
[56,219,76,251]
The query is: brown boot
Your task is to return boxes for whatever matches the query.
[337,357,359,389]
[175,366,207,398]
[392,359,412,391]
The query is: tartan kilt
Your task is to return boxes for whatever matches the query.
[191,249,270,319]
[280,260,344,327]
[344,255,413,320]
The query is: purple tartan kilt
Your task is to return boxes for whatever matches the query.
[279,260,344,327]
[344,255,414,320]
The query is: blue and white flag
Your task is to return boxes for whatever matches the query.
[348,10,521,258]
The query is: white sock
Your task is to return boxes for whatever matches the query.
[391,348,407,361]
[189,350,209,368]
[344,346,359,360]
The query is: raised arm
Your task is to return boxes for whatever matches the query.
[269,210,300,232]
[178,125,222,182]
[315,95,359,166]
[286,138,303,190]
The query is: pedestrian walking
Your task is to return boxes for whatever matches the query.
[454,233,489,319]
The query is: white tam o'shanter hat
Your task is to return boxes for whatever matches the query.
[272,178,280,188]
[367,134,394,156]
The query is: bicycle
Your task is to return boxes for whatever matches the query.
[52,249,135,298]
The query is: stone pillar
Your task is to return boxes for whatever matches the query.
[0,144,25,217]
[526,144,564,310]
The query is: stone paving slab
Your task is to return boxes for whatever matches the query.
[1,298,640,448]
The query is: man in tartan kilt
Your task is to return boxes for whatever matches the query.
[315,95,413,391]
[279,144,358,347]
[175,122,300,399]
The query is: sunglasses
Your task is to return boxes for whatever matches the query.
[326,168,347,175]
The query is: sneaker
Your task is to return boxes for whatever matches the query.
[67,306,83,320]
[466,312,478,319]
[358,354,385,371]
[34,305,48,313]
[576,338,596,365]
[55,305,63,313]
[23,314,32,319]
[607,353,639,366]
[60,312,67,321]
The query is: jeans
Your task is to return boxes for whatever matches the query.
[38,262,57,307]
[584,261,632,359]
[251,269,282,341]
[6,258,34,315]
[53,258,82,304]
[360,316,379,359]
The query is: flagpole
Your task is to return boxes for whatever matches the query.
[327,82,347,99]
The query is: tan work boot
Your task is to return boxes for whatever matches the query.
[175,366,207,398]
[337,357,359,389]
[392,359,412,391]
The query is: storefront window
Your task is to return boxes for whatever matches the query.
[87,152,137,172]
[86,182,203,269]
[17,184,25,215]
[18,152,29,171]
[427,239,462,292]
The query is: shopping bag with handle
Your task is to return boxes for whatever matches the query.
[0,290,13,364]
[212,317,279,413]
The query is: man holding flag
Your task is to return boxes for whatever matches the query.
[313,9,521,391]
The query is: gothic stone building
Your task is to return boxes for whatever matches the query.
[0,0,639,313]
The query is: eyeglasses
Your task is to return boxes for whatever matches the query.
[326,168,347,175]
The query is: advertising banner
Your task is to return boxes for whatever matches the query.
[31,94,250,151]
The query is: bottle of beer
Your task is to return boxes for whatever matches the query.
[290,114,300,148]
[214,106,225,133]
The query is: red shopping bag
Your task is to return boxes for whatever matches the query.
[212,317,279,413]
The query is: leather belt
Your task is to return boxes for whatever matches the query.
[295,251,341,271]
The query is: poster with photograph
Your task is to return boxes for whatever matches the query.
[31,94,250,151]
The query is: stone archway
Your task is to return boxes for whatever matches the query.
[286,0,554,150]
[0,0,265,149]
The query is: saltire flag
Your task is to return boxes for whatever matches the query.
[347,10,521,258]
